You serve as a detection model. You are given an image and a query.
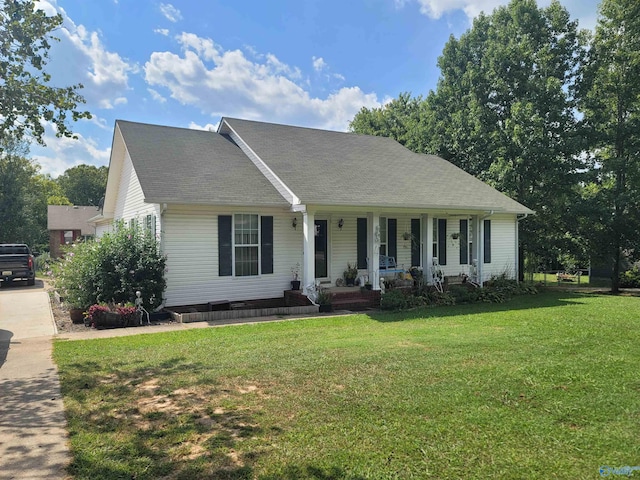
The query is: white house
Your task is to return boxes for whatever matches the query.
[95,118,533,308]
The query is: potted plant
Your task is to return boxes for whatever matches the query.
[290,263,301,290]
[364,281,373,291]
[316,287,333,313]
[343,262,358,287]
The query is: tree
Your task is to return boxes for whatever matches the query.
[0,140,34,243]
[429,0,588,265]
[351,0,588,269]
[349,93,431,153]
[57,164,108,206]
[0,0,91,150]
[578,0,640,292]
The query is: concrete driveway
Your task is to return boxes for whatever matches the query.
[0,280,70,480]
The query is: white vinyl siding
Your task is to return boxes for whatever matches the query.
[112,149,161,234]
[481,214,517,281]
[162,206,299,307]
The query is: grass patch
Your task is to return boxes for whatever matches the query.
[54,291,640,479]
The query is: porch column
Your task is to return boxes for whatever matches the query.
[367,213,381,291]
[425,214,434,284]
[302,211,315,294]
[477,217,485,285]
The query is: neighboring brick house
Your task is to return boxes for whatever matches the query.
[47,205,97,257]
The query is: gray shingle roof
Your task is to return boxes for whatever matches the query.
[222,118,533,214]
[116,120,289,207]
[47,205,98,235]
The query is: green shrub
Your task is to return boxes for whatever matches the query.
[52,221,166,310]
[34,252,51,273]
[448,285,479,304]
[380,289,408,310]
[425,290,456,306]
[620,266,640,288]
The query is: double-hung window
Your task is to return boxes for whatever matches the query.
[145,214,156,238]
[432,218,447,265]
[380,217,387,256]
[234,214,259,276]
[218,214,273,277]
[459,219,473,265]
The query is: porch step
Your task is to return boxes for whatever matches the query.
[331,297,375,311]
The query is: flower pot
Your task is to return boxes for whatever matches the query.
[346,279,355,287]
[319,304,332,313]
[291,280,301,290]
[69,308,85,324]
[365,284,373,290]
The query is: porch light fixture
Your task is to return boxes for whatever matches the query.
[292,217,297,229]
[338,218,344,230]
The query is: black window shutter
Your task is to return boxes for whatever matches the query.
[357,218,367,269]
[261,216,273,274]
[459,219,468,265]
[438,218,447,265]
[218,215,232,276]
[411,219,420,266]
[388,218,397,260]
[484,219,492,264]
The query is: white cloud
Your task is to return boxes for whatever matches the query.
[144,33,380,131]
[159,3,182,23]
[154,28,170,36]
[312,56,327,72]
[188,121,219,132]
[148,88,167,103]
[410,0,504,19]
[31,122,110,178]
[397,0,599,28]
[36,1,137,110]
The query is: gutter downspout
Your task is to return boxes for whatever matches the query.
[516,214,529,282]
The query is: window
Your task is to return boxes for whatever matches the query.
[380,217,387,256]
[378,217,397,260]
[433,218,447,265]
[145,214,156,237]
[218,214,273,277]
[432,218,438,259]
[459,219,473,265]
[234,214,259,276]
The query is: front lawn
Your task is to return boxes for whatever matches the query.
[54,291,640,479]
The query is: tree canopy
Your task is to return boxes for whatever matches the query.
[0,0,91,150]
[577,0,640,291]
[351,0,589,271]
[56,164,108,206]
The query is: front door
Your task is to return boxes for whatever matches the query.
[315,219,328,278]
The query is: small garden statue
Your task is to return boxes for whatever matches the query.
[135,290,150,325]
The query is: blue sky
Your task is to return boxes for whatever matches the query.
[31,0,600,177]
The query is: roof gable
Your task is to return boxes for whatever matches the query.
[113,120,289,207]
[221,118,533,214]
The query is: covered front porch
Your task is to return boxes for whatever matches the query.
[293,209,496,294]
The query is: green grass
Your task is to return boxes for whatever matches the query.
[54,291,640,479]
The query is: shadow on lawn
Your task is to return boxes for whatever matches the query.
[260,465,366,480]
[59,356,269,479]
[366,289,593,323]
